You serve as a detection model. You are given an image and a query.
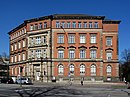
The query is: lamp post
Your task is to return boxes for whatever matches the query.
[61,26,71,82]
[40,57,43,82]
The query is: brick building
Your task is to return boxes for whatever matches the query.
[8,14,121,82]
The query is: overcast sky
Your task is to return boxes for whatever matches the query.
[0,0,130,59]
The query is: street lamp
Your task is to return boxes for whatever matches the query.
[60,26,71,82]
[40,57,43,82]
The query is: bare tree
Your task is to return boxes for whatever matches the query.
[0,52,9,61]
[121,49,130,63]
[120,49,130,83]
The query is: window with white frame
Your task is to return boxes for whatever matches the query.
[80,64,85,74]
[58,50,64,58]
[78,22,82,28]
[44,22,47,28]
[22,40,25,47]
[58,34,64,43]
[56,21,60,28]
[80,49,86,58]
[58,64,64,74]
[68,35,75,43]
[90,34,96,43]
[72,22,76,28]
[91,65,96,75]
[80,35,86,43]
[90,50,96,59]
[43,36,46,43]
[22,53,25,60]
[30,24,33,31]
[69,49,75,58]
[67,22,71,28]
[89,22,92,28]
[69,64,74,74]
[94,22,98,28]
[84,22,87,28]
[38,23,42,29]
[18,42,21,49]
[106,37,112,46]
[61,22,65,28]
[36,36,41,44]
[34,24,38,30]
[11,45,13,51]
[106,52,112,60]
[36,49,41,58]
[107,65,112,74]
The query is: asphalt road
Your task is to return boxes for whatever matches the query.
[0,83,130,97]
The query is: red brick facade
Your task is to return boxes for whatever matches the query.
[8,14,120,82]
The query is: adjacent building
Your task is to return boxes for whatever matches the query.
[8,14,121,82]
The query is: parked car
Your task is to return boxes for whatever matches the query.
[15,77,32,85]
[0,78,14,84]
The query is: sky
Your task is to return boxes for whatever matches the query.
[0,0,130,59]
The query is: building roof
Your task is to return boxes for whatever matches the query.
[8,14,120,34]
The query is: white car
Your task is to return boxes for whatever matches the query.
[15,77,32,84]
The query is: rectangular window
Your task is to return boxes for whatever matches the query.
[58,50,64,58]
[84,22,87,28]
[94,22,98,28]
[56,21,60,28]
[30,24,33,31]
[106,52,112,60]
[22,40,26,47]
[36,36,41,44]
[78,22,82,28]
[69,50,75,58]
[89,22,92,28]
[106,37,112,46]
[58,34,64,43]
[80,49,86,58]
[68,35,75,44]
[90,50,96,59]
[22,53,25,60]
[38,23,42,29]
[90,34,96,44]
[72,22,76,28]
[44,22,47,28]
[34,24,38,30]
[61,22,65,28]
[67,22,71,28]
[11,45,13,51]
[80,35,86,43]
[18,42,21,49]
[36,49,41,58]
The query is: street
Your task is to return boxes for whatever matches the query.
[0,82,130,97]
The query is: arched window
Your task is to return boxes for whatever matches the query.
[107,65,112,74]
[58,64,64,74]
[91,64,96,75]
[69,64,74,74]
[80,64,85,74]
